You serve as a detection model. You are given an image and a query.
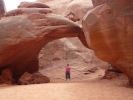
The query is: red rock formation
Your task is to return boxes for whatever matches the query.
[82,0,133,85]
[5,8,52,17]
[0,68,12,84]
[0,0,5,18]
[0,0,107,83]
[64,0,93,21]
[38,0,93,21]
[0,10,84,82]
[18,72,50,85]
[18,2,50,8]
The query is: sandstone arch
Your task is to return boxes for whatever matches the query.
[0,12,87,81]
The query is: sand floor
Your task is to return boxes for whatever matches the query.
[0,80,133,100]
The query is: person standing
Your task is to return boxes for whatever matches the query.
[65,64,71,80]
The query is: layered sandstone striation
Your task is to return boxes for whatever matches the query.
[82,0,133,85]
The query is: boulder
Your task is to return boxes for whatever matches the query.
[82,0,133,85]
[0,68,13,84]
[18,1,50,8]
[18,72,50,85]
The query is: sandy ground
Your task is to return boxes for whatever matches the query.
[0,79,133,100]
[40,66,105,82]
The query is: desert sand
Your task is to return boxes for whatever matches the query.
[0,79,133,100]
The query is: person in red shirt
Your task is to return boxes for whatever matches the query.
[65,64,71,80]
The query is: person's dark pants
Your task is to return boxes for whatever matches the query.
[66,72,70,80]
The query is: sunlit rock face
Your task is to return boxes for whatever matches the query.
[64,0,93,22]
[0,0,5,18]
[83,0,133,85]
[0,2,83,81]
[38,0,93,21]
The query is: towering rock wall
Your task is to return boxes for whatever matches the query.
[83,0,133,85]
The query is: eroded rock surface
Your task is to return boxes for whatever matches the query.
[0,68,13,84]
[82,0,133,85]
[0,2,84,82]
[18,72,50,85]
[39,0,93,21]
